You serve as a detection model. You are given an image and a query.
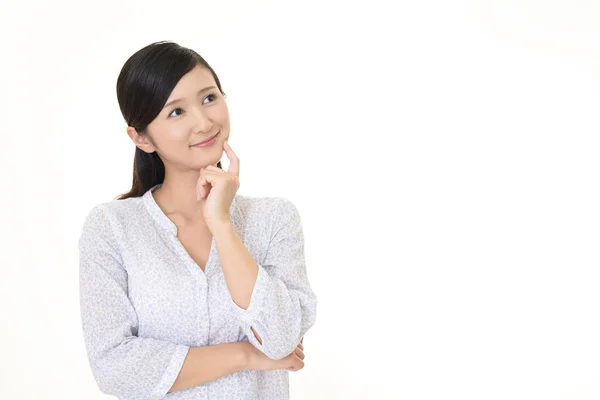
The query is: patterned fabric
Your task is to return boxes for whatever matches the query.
[78,183,317,400]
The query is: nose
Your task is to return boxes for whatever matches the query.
[190,105,213,134]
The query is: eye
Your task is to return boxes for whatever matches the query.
[168,107,185,118]
[167,93,218,118]
[203,93,217,104]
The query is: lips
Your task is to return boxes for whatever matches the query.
[191,132,218,147]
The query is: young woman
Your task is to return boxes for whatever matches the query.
[78,41,318,400]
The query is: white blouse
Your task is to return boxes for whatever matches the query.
[78,183,318,400]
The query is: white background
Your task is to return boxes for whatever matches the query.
[1,0,599,399]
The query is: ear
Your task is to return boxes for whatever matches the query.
[126,126,156,153]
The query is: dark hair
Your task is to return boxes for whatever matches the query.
[115,41,225,200]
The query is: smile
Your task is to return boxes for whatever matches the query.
[191,132,219,148]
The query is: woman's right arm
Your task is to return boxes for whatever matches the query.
[169,339,306,393]
[167,342,246,392]
[79,205,245,399]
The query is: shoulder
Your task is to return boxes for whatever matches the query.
[233,194,301,226]
[234,193,298,214]
[80,196,144,234]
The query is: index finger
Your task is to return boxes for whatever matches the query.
[223,140,239,177]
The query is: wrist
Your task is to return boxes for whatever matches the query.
[238,342,251,371]
[208,219,234,236]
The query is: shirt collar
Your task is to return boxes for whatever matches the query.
[142,183,240,236]
[142,183,178,236]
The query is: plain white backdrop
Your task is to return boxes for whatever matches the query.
[1,0,600,399]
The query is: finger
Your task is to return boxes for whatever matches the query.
[196,172,204,198]
[197,169,215,199]
[199,170,221,183]
[297,342,303,351]
[197,176,211,200]
[200,167,221,176]
[205,165,225,173]
[300,337,303,344]
[292,356,305,371]
[294,347,305,360]
[202,168,238,190]
[223,140,240,177]
[287,364,303,372]
[197,178,206,200]
[287,357,304,371]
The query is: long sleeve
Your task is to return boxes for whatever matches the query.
[230,198,318,360]
[78,205,190,400]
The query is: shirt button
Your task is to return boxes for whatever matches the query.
[201,320,208,328]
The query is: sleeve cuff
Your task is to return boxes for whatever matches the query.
[230,263,270,326]
[150,344,190,400]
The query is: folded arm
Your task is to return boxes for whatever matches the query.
[79,205,248,399]
[214,198,318,360]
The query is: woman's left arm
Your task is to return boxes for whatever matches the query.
[212,198,318,360]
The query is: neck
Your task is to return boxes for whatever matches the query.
[154,169,204,223]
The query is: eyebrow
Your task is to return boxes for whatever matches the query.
[163,86,217,109]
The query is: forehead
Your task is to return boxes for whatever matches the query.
[167,65,216,99]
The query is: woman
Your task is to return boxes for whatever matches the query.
[78,40,318,400]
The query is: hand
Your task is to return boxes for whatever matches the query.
[243,338,305,372]
[196,140,240,229]
[286,338,305,372]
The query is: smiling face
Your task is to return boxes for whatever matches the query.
[127,65,230,170]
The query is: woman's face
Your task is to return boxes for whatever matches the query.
[129,65,230,170]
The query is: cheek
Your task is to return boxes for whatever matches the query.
[151,130,190,158]
[165,125,192,143]
[215,103,230,121]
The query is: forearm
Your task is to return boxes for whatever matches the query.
[211,199,317,359]
[211,221,258,311]
[212,222,265,343]
[168,342,248,393]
